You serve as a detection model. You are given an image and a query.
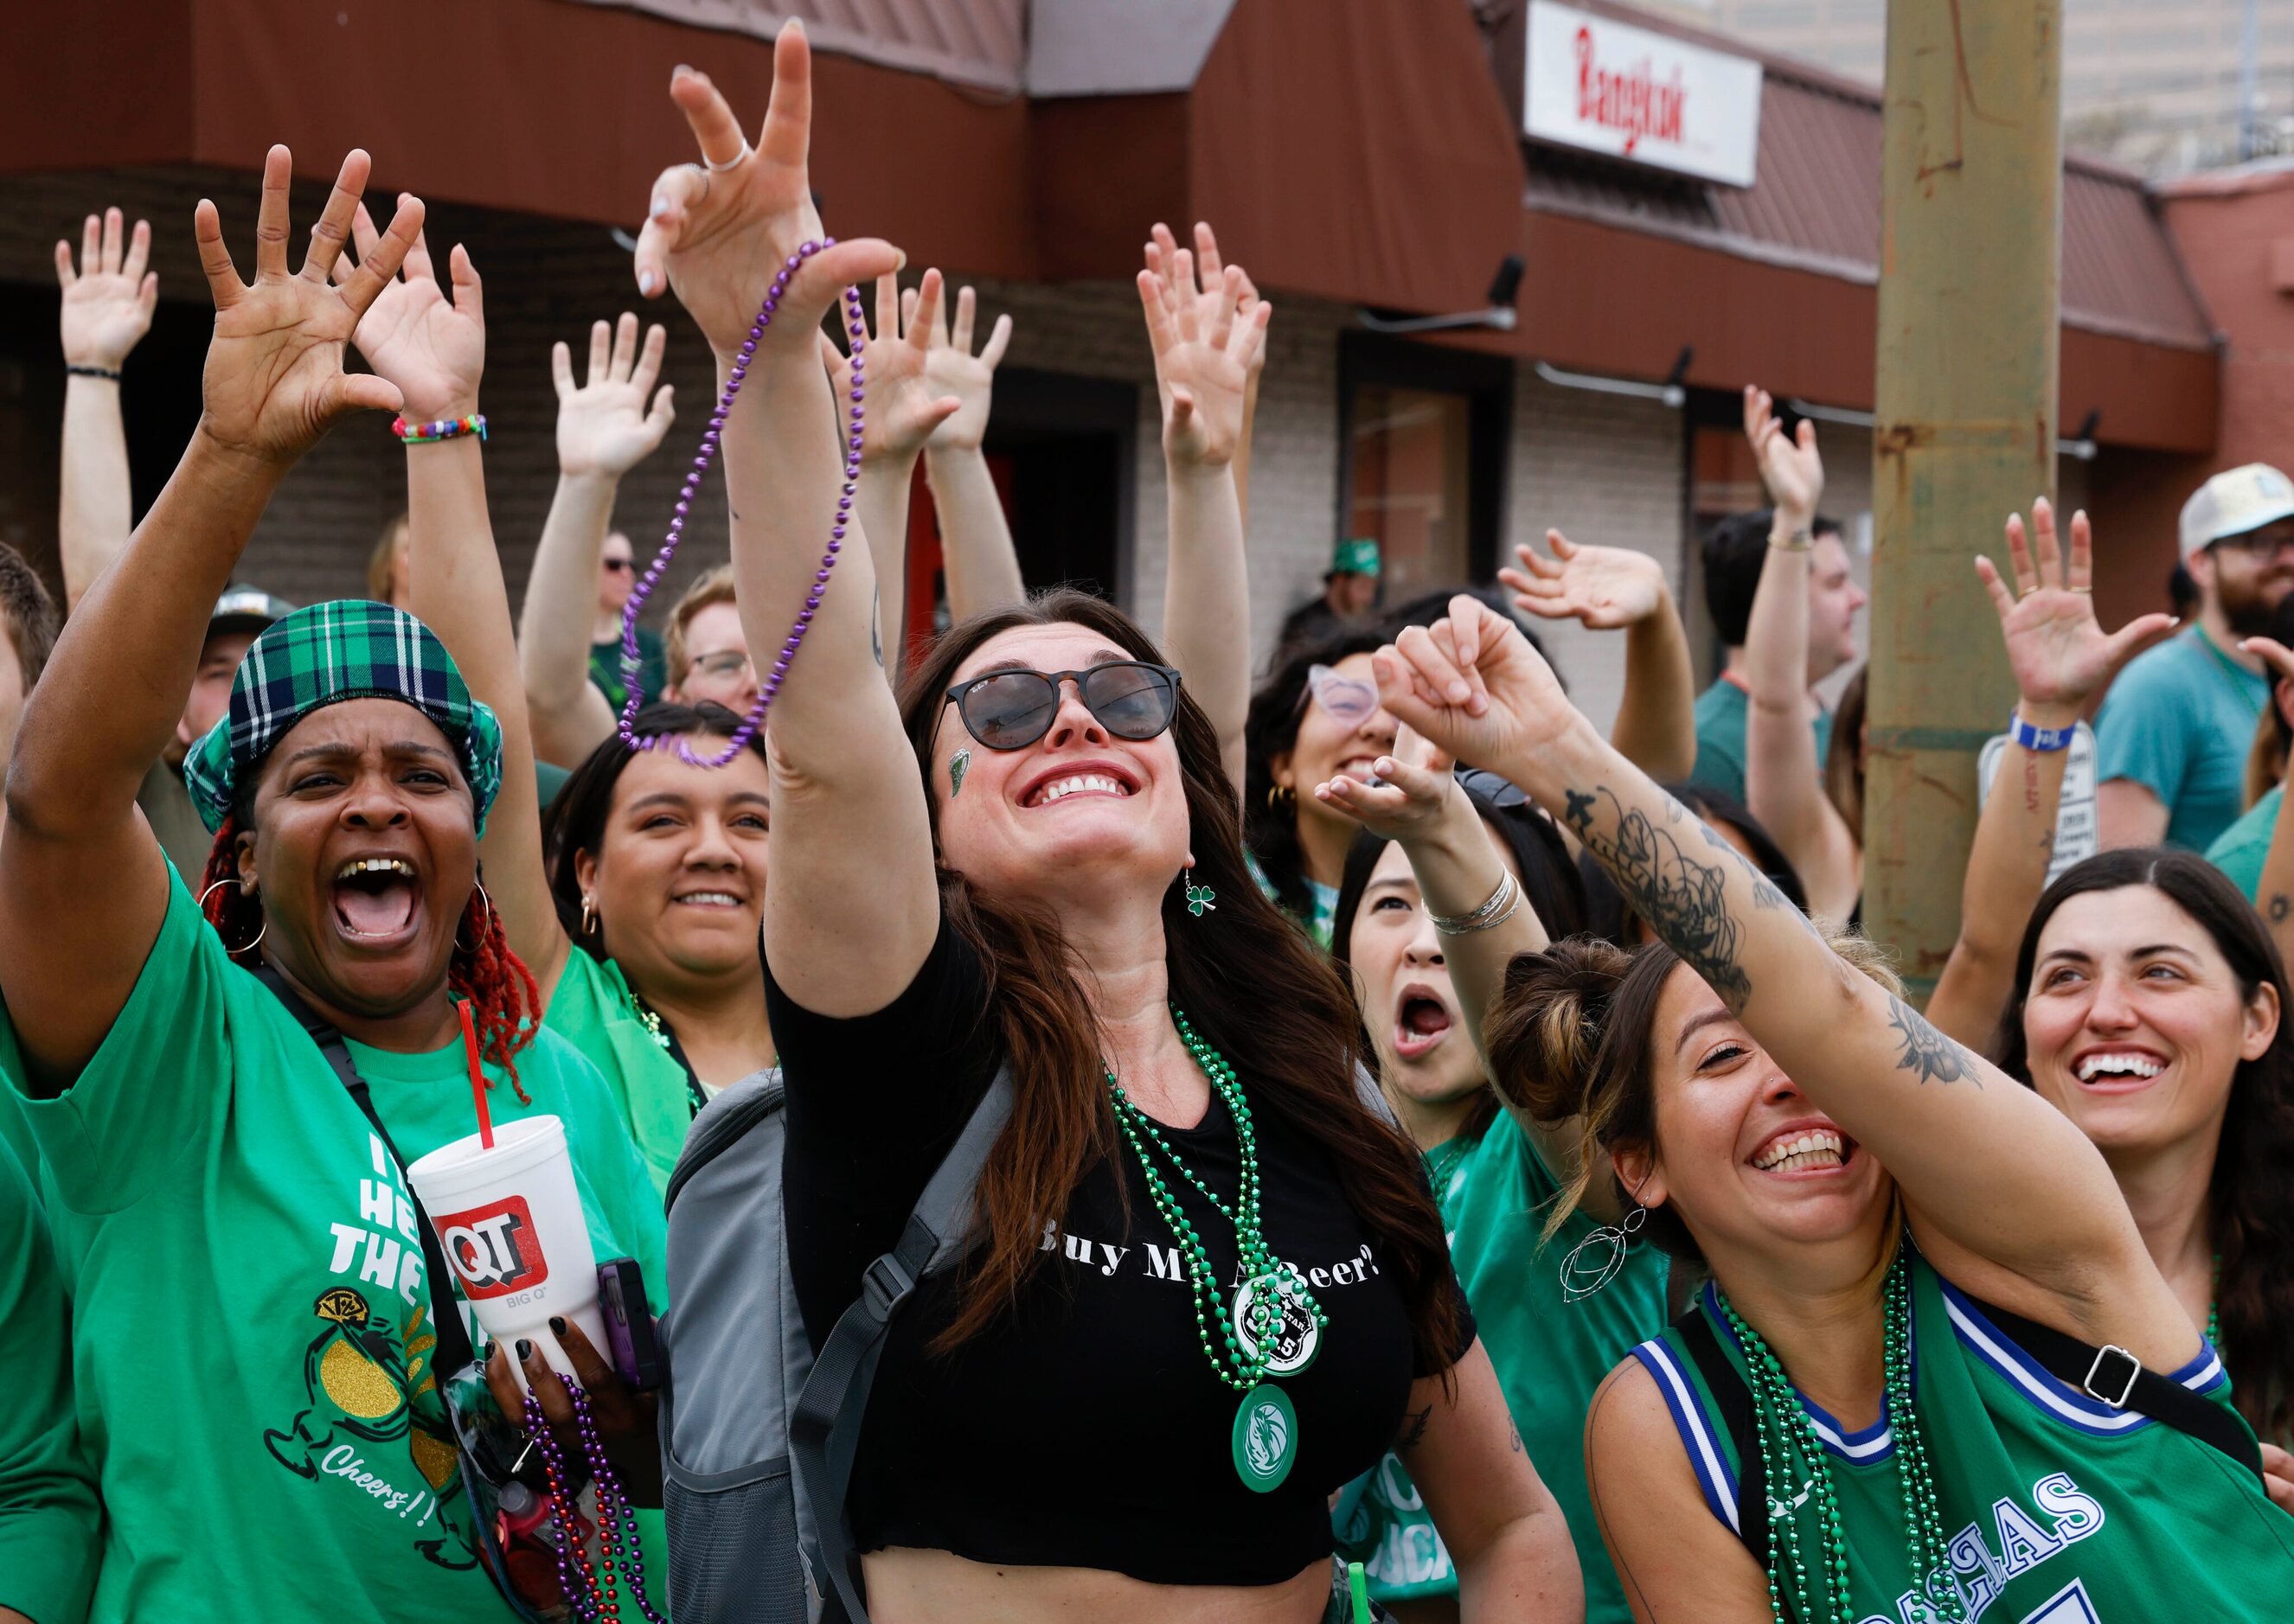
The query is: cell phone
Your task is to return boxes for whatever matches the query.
[597,1256,663,1391]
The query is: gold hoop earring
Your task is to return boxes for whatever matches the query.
[457,881,496,955]
[196,875,266,956]
[1266,783,1296,813]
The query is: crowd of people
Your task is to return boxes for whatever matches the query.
[0,21,2291,1624]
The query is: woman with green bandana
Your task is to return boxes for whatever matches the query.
[1378,591,2294,1621]
[0,150,665,1622]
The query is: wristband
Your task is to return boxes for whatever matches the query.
[2008,709,2076,753]
[1768,526,1814,553]
[67,364,122,381]
[1430,869,1523,937]
[394,412,486,445]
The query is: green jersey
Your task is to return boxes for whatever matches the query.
[1632,1250,2294,1622]
[544,948,703,1197]
[0,1134,99,1624]
[1,875,671,1623]
[1337,1115,1669,1620]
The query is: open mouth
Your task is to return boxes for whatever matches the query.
[1392,985,1455,1061]
[671,889,745,910]
[1748,1123,1858,1178]
[1020,762,1140,809]
[2071,1048,2169,1091]
[1337,756,1382,783]
[332,856,420,943]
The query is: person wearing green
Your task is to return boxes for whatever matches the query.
[586,534,668,713]
[0,166,672,1622]
[0,1135,98,1624]
[2207,782,2279,902]
[1323,763,1668,1621]
[1362,591,2294,1621]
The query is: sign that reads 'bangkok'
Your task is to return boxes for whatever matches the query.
[1524,0,1763,189]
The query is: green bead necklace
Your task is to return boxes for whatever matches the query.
[1717,1255,1964,1624]
[1105,1007,1328,1492]
[2207,1250,2222,1348]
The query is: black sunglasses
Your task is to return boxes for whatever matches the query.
[943,662,1182,751]
[601,558,635,574]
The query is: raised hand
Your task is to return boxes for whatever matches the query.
[194,146,422,466]
[1977,499,2175,713]
[554,313,676,479]
[340,204,484,421]
[1744,385,1823,530]
[1500,528,1668,630]
[1137,250,1272,467]
[1313,723,1460,842]
[820,269,960,463]
[1147,221,1265,382]
[1373,595,1590,776]
[633,22,898,358]
[923,284,1013,452]
[57,207,158,370]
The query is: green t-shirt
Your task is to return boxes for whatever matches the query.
[2206,783,2280,904]
[1635,1250,2294,1621]
[1245,850,1338,949]
[1689,676,1833,808]
[2095,627,2270,853]
[1,875,670,1623]
[1337,1116,1670,1621]
[590,627,668,714]
[0,1135,99,1624]
[544,948,703,1197]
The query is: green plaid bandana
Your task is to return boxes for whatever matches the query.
[184,600,503,837]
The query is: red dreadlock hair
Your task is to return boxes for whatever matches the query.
[199,813,541,1103]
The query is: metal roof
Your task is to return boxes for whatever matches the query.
[1522,3,2215,352]
[561,0,1028,93]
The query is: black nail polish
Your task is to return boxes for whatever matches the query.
[516,1339,533,1361]
[548,1317,567,1337]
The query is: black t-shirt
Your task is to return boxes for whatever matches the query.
[766,913,1473,1585]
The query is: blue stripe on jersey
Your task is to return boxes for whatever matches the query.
[1939,1278,2229,1437]
[1705,1283,1899,1462]
[1631,1339,1741,1534]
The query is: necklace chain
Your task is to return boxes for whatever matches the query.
[1104,1007,1328,1393]
[1717,1256,1965,1624]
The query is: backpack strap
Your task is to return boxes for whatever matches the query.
[1671,1307,1768,1561]
[790,1065,1015,1624]
[253,966,477,1378]
[1963,1293,2262,1480]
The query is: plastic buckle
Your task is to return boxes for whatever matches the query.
[860,1252,913,1319]
[2082,1343,2141,1409]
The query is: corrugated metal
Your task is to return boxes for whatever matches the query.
[1522,17,2214,351]
[560,0,1028,93]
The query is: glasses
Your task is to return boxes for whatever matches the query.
[690,650,756,681]
[1304,663,1381,724]
[2211,528,2294,562]
[1454,767,1530,809]
[943,662,1182,751]
[601,558,635,575]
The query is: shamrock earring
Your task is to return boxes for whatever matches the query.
[1183,867,1216,918]
[949,748,971,798]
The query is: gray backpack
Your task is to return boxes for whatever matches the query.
[658,1063,1013,1624]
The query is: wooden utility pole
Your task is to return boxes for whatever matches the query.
[1866,1,2063,995]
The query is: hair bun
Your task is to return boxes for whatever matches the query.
[1488,937,1637,1122]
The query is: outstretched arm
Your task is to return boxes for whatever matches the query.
[55,208,158,612]
[1,150,420,1079]
[1150,223,1266,525]
[1927,503,2173,1047]
[633,27,934,1015]
[923,285,1022,623]
[350,216,569,999]
[1376,594,2195,1369]
[1137,243,1270,792]
[1502,528,1697,783]
[518,315,676,765]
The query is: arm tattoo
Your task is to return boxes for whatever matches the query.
[1886,994,1979,1086]
[1508,1415,1524,1454]
[1698,821,1792,912]
[1567,787,1753,1009]
[1395,1403,1433,1452]
[2271,894,2291,926]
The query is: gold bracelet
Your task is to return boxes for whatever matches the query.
[1768,527,1814,553]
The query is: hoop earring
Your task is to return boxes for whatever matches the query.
[1266,783,1295,813]
[580,892,597,937]
[197,875,266,956]
[1558,1200,1648,1302]
[457,881,495,955]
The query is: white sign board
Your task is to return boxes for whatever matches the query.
[1523,0,1764,189]
[1976,723,2099,886]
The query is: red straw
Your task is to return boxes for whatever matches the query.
[457,998,494,1150]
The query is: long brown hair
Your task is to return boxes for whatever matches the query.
[899,591,1459,1370]
[1994,848,2294,1442]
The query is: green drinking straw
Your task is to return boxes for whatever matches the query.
[1349,1559,1372,1622]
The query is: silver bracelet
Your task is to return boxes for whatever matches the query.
[1430,868,1522,936]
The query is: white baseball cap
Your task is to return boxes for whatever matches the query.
[2179,464,2294,560]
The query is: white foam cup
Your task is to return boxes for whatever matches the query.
[406,1115,604,1394]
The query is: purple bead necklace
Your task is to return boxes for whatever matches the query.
[616,238,865,768]
[524,1382,666,1624]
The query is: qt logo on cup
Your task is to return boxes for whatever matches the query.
[433,1195,550,1300]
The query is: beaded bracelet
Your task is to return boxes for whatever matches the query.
[394,412,487,445]
[67,363,122,381]
[1767,526,1814,553]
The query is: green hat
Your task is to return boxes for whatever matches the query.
[183,599,503,838]
[1330,537,1381,578]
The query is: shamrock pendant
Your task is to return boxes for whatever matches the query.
[1185,879,1217,917]
[1232,1382,1298,1493]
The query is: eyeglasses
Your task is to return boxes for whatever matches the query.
[690,650,756,681]
[1304,663,1381,724]
[942,662,1182,751]
[2211,528,2294,562]
[1454,767,1530,809]
[601,558,635,575]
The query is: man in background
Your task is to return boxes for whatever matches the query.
[2098,464,2294,852]
[586,531,666,713]
[135,586,293,878]
[1278,536,1381,655]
